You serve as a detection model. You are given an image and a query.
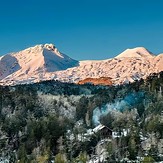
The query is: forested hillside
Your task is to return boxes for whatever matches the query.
[0,72,163,162]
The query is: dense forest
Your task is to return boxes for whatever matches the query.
[0,72,163,162]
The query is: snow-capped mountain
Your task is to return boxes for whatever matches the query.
[0,44,78,84]
[0,44,163,85]
[52,47,163,85]
[115,47,154,58]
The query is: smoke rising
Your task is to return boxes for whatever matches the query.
[92,91,145,125]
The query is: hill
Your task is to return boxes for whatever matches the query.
[0,71,162,162]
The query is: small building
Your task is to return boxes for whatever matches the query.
[93,124,112,139]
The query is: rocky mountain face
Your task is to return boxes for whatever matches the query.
[78,77,113,86]
[0,44,163,85]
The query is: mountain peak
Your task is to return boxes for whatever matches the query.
[116,47,154,58]
[44,43,55,49]
[24,43,63,58]
[0,43,78,82]
[43,43,63,58]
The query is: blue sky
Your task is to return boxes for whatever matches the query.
[0,0,163,60]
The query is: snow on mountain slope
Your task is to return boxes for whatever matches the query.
[51,47,163,85]
[52,55,160,84]
[116,47,154,58]
[12,44,78,73]
[0,44,78,84]
[0,54,20,80]
[42,45,78,72]
[154,53,163,70]
[0,45,163,85]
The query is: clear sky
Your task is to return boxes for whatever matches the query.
[0,0,163,60]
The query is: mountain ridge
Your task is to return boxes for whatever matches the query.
[0,44,163,85]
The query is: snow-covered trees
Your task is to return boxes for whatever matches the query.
[0,72,163,162]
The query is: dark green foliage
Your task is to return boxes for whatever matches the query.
[76,96,89,121]
[0,72,162,161]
